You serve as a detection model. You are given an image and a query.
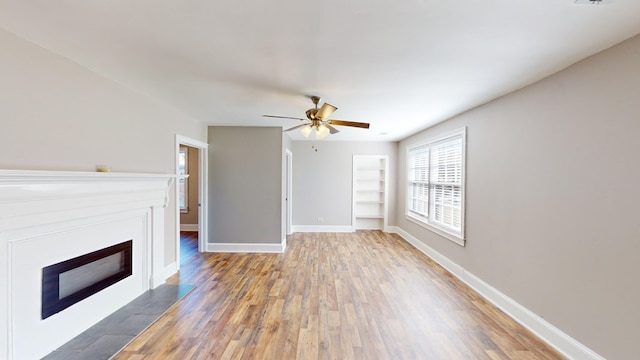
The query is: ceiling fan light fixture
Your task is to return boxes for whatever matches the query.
[300,124,312,138]
[316,124,330,139]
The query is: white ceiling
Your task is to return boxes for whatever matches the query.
[2,0,639,141]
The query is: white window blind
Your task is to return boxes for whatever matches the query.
[430,136,463,233]
[406,128,465,243]
[408,145,429,221]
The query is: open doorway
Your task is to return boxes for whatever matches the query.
[178,145,199,232]
[175,134,208,270]
[178,144,199,266]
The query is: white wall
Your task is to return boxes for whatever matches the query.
[292,141,398,228]
[396,34,640,360]
[0,28,207,268]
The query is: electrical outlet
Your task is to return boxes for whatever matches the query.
[317,217,324,223]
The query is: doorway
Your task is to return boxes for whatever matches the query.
[175,134,208,270]
[178,145,199,232]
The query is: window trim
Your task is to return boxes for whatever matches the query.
[405,127,466,246]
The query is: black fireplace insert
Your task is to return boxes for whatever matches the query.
[41,240,133,319]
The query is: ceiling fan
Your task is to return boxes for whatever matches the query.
[263,96,370,139]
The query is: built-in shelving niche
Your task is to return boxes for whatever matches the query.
[352,155,388,230]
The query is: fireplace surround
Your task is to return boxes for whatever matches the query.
[0,170,175,360]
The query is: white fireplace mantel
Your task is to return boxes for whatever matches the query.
[0,170,175,360]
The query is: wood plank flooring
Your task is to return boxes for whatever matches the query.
[114,231,564,359]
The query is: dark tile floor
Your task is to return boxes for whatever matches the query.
[43,284,194,360]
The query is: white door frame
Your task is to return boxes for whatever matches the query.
[175,134,208,269]
[286,149,293,235]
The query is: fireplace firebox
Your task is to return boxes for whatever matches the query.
[41,240,133,319]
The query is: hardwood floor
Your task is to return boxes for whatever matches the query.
[114,231,564,359]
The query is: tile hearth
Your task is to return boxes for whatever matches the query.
[43,284,194,360]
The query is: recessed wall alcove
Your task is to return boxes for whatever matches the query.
[0,170,175,360]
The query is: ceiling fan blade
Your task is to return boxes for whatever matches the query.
[326,124,340,134]
[315,103,337,120]
[283,124,308,132]
[326,119,370,129]
[263,115,306,121]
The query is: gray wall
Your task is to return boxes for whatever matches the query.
[292,141,398,227]
[208,127,283,244]
[0,28,207,268]
[396,34,640,360]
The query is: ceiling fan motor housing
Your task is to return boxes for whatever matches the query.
[305,108,319,120]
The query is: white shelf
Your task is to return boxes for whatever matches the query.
[353,155,388,231]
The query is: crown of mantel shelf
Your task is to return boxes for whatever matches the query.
[0,170,178,220]
[0,169,177,183]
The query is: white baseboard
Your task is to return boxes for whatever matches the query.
[394,227,605,360]
[180,224,198,231]
[384,225,400,234]
[395,227,465,279]
[205,241,285,253]
[292,225,354,233]
[462,271,605,360]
